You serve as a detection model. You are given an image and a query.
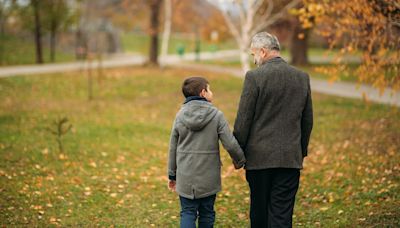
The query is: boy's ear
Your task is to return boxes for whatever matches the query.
[199,89,206,98]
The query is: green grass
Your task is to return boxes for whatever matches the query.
[121,32,237,55]
[0,67,399,227]
[0,32,237,66]
[0,34,75,66]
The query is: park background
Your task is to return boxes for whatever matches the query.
[0,0,399,227]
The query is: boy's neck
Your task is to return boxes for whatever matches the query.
[184,96,208,104]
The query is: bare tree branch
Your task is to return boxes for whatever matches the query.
[235,0,247,28]
[250,0,274,34]
[244,1,255,35]
[264,0,274,20]
[252,0,300,34]
[251,0,265,11]
[391,20,400,27]
[215,0,302,73]
[221,10,242,45]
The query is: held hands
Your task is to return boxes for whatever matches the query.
[168,180,176,192]
[233,160,244,169]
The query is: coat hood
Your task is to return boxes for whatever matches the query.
[178,100,218,131]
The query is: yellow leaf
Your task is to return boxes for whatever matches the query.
[89,161,97,168]
[59,154,67,160]
[320,207,329,211]
[42,148,49,155]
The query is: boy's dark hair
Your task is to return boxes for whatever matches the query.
[182,77,209,98]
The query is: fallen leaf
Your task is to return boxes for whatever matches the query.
[320,207,329,211]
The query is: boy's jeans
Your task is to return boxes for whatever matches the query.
[179,194,216,228]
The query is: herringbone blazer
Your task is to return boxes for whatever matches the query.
[233,57,313,170]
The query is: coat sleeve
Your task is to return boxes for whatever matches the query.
[218,112,246,167]
[233,72,258,149]
[301,75,313,157]
[168,119,179,180]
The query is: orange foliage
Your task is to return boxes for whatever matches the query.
[199,10,232,42]
[171,0,231,42]
[297,0,400,93]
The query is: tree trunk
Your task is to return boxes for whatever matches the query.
[160,0,171,65]
[290,18,309,66]
[0,4,5,36]
[0,16,5,36]
[148,0,162,65]
[50,21,57,62]
[240,45,250,73]
[32,0,43,64]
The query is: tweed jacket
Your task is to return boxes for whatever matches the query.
[233,57,313,170]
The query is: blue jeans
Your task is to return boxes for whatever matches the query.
[179,194,216,228]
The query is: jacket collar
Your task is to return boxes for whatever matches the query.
[262,56,286,66]
[183,96,208,104]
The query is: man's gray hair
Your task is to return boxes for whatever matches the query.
[251,32,280,51]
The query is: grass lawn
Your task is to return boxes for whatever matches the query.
[0,32,236,66]
[0,35,75,66]
[0,67,399,227]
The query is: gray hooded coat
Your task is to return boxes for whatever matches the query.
[168,100,246,199]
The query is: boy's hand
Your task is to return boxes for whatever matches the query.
[168,180,176,192]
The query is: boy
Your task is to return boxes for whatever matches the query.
[168,76,246,228]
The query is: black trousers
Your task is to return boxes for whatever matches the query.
[246,168,300,228]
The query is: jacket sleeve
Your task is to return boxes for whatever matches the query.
[233,72,258,149]
[301,75,313,157]
[218,112,246,167]
[168,119,179,180]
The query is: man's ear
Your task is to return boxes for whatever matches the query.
[261,48,268,58]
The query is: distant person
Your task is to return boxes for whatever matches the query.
[168,76,246,228]
[233,32,313,227]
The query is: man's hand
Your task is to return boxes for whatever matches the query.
[233,161,244,169]
[168,180,176,192]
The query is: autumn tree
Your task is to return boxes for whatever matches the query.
[118,0,162,65]
[148,0,162,65]
[31,0,43,64]
[0,0,14,35]
[42,0,72,62]
[0,0,16,64]
[288,3,309,65]
[297,0,400,93]
[160,0,171,61]
[212,0,301,73]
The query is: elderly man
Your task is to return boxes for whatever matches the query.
[234,32,313,227]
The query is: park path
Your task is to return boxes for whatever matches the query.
[0,50,399,107]
[0,50,239,78]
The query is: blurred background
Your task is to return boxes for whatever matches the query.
[0,0,399,227]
